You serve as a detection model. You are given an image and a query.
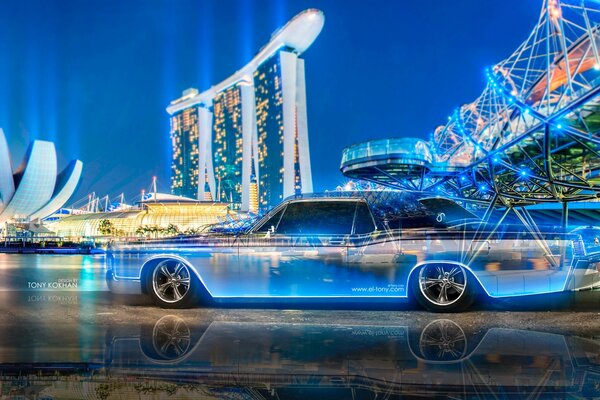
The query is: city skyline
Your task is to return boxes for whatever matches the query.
[0,0,540,203]
[167,9,321,211]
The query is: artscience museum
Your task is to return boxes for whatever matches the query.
[0,128,83,229]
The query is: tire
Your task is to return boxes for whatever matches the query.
[410,263,476,312]
[145,259,201,309]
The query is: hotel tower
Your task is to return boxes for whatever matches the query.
[167,9,323,212]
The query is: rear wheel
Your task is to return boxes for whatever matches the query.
[411,263,475,312]
[146,259,200,308]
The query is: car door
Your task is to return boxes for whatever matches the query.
[347,204,418,298]
[234,200,357,298]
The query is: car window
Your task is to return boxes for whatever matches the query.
[276,201,356,235]
[367,191,436,230]
[254,206,286,232]
[353,202,376,234]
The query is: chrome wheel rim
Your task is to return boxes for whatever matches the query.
[418,264,467,307]
[152,260,191,303]
[418,319,467,362]
[152,315,191,359]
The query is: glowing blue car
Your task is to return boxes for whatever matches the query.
[106,192,600,312]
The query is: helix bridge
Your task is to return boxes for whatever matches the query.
[341,0,600,229]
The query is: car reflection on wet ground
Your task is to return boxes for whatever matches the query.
[0,254,598,399]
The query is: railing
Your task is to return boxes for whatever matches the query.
[341,138,434,167]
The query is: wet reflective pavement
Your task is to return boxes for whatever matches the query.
[0,254,598,399]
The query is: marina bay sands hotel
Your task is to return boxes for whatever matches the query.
[167,9,324,213]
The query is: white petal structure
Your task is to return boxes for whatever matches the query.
[0,129,83,224]
[28,160,83,221]
[0,128,15,214]
[0,141,58,223]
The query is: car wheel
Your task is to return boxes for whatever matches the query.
[146,259,199,308]
[411,263,475,312]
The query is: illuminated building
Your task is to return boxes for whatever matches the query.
[169,88,202,199]
[253,48,312,208]
[249,174,258,214]
[202,179,213,201]
[212,84,244,206]
[167,9,323,212]
[0,128,83,227]
[47,193,236,238]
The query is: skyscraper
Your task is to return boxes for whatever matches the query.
[212,84,243,205]
[169,89,201,199]
[167,9,324,211]
[254,49,313,208]
[254,54,284,208]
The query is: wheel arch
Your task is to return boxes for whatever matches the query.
[140,254,212,299]
[406,260,487,298]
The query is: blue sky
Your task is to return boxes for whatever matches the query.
[0,0,540,202]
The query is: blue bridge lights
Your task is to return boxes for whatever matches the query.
[340,0,600,215]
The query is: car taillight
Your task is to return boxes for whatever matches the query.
[571,237,586,257]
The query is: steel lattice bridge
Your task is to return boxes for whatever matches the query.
[341,0,600,227]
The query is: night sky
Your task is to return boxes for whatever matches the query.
[0,0,540,204]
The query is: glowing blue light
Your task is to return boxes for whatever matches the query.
[240,0,255,63]
[524,109,530,115]
[557,124,562,129]
[199,1,215,89]
[273,0,286,27]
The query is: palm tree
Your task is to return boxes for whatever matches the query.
[98,219,115,236]
[135,225,148,237]
[165,224,180,236]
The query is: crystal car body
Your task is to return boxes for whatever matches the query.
[106,191,600,311]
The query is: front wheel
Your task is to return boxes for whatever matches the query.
[146,259,200,308]
[411,263,476,312]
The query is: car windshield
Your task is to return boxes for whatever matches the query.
[254,206,286,233]
[252,191,479,235]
